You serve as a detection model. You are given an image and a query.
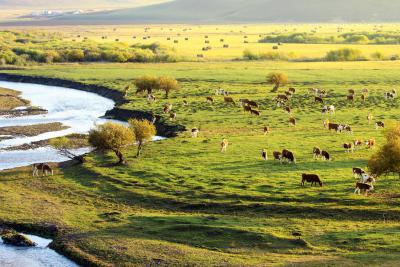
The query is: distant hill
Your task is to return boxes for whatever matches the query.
[49,0,400,24]
[3,0,400,25]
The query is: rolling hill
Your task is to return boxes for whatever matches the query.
[47,0,400,24]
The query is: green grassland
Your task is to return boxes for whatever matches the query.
[1,59,400,266]
[2,24,400,266]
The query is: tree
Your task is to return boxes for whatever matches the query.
[368,124,400,178]
[49,136,86,164]
[88,122,135,165]
[158,76,179,98]
[134,75,159,95]
[267,72,288,93]
[128,119,156,157]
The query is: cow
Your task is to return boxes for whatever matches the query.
[384,92,395,100]
[169,112,177,121]
[325,122,340,132]
[341,125,353,134]
[347,95,354,103]
[239,99,250,106]
[365,139,376,149]
[360,173,376,184]
[375,121,385,129]
[183,100,189,106]
[206,96,214,104]
[314,96,324,104]
[343,143,354,153]
[285,91,293,98]
[247,101,259,109]
[313,147,322,159]
[221,139,229,152]
[353,168,366,179]
[32,163,53,177]
[354,182,373,195]
[191,128,199,138]
[353,140,363,150]
[224,97,235,105]
[284,106,291,114]
[348,89,355,95]
[147,94,156,103]
[288,87,296,94]
[289,118,296,127]
[263,126,271,135]
[321,151,330,161]
[163,106,170,114]
[301,174,323,187]
[361,88,369,95]
[250,109,260,116]
[282,149,296,164]
[243,105,252,113]
[273,151,282,162]
[361,94,366,102]
[261,149,268,161]
[276,94,289,102]
[322,105,335,115]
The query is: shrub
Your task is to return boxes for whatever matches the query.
[325,48,366,61]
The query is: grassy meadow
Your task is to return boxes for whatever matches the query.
[1,25,400,266]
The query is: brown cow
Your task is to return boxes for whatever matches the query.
[354,182,373,195]
[224,97,235,105]
[301,174,323,187]
[250,109,260,116]
[347,95,354,103]
[375,121,385,129]
[243,105,252,113]
[365,139,376,149]
[32,163,53,176]
[321,151,330,161]
[314,96,324,104]
[247,101,259,109]
[343,143,354,153]
[263,126,271,135]
[273,151,282,162]
[163,106,170,114]
[284,106,291,114]
[276,94,289,102]
[206,97,214,104]
[348,89,355,95]
[289,87,296,94]
[289,118,296,127]
[282,149,296,163]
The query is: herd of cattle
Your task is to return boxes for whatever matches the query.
[148,86,396,196]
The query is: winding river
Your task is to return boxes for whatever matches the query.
[0,80,144,266]
[0,81,117,170]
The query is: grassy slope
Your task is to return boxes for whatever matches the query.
[1,61,400,266]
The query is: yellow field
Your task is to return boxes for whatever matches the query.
[7,23,400,61]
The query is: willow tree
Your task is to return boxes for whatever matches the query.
[158,76,180,98]
[49,136,86,164]
[267,72,288,93]
[128,119,156,157]
[88,122,135,165]
[368,124,400,178]
[134,75,159,95]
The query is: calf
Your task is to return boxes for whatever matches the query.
[273,151,282,162]
[365,139,376,149]
[282,149,296,164]
[343,143,354,153]
[353,168,366,179]
[224,97,235,105]
[354,183,373,195]
[375,121,385,129]
[289,118,296,127]
[301,174,323,187]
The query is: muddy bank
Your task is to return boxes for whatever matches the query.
[0,122,68,139]
[0,107,48,117]
[0,73,186,137]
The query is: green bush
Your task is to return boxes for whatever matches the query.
[325,48,366,61]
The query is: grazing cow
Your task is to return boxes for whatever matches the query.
[169,112,177,121]
[243,105,252,113]
[343,143,354,153]
[261,149,268,161]
[322,105,335,115]
[321,151,330,161]
[32,163,53,177]
[325,122,340,132]
[367,113,373,124]
[347,95,354,103]
[250,109,260,116]
[282,149,296,164]
[375,121,385,129]
[239,99,250,106]
[147,94,156,103]
[384,92,395,100]
[289,87,296,94]
[313,147,322,159]
[365,139,376,149]
[273,151,282,162]
[289,118,296,127]
[247,101,259,109]
[276,94,289,102]
[314,96,324,104]
[163,106,170,114]
[348,89,355,95]
[224,97,235,105]
[221,139,229,152]
[353,168,366,179]
[206,96,214,104]
[284,106,291,114]
[263,126,271,135]
[342,125,353,134]
[354,183,373,195]
[191,128,199,138]
[353,140,363,150]
[301,174,323,187]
